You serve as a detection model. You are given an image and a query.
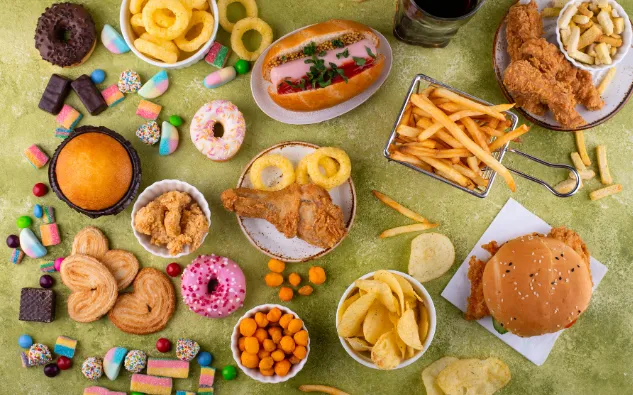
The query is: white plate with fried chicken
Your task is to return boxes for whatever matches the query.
[221,142,356,262]
[493,0,633,131]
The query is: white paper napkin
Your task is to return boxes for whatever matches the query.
[441,198,608,366]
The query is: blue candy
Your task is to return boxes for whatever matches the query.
[18,334,33,349]
[33,204,43,219]
[197,351,213,366]
[91,69,106,84]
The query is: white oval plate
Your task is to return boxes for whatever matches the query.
[493,0,633,131]
[250,27,393,125]
[235,142,356,262]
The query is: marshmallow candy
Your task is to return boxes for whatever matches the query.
[101,25,130,54]
[139,70,169,99]
[203,66,236,89]
[101,85,125,108]
[205,42,231,68]
[130,374,172,395]
[147,358,189,378]
[136,99,162,120]
[54,336,77,358]
[159,122,179,156]
[19,228,47,258]
[23,145,49,169]
[56,104,83,130]
[40,223,61,246]
[104,347,128,380]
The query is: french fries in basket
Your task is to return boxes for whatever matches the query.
[389,85,529,192]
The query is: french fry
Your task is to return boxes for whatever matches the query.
[597,9,614,35]
[416,156,472,187]
[578,20,594,30]
[434,129,464,148]
[569,50,595,64]
[420,86,435,97]
[554,0,569,8]
[613,17,624,34]
[453,163,489,187]
[390,151,433,172]
[403,141,437,149]
[372,190,430,223]
[589,184,622,200]
[575,131,591,166]
[561,28,572,45]
[597,67,616,94]
[397,125,422,138]
[398,106,412,128]
[462,116,490,153]
[568,25,581,52]
[578,24,603,49]
[429,89,507,121]
[399,146,438,157]
[596,145,612,184]
[488,125,531,151]
[573,14,590,24]
[411,94,517,191]
[467,156,481,174]
[570,152,587,170]
[598,35,622,47]
[415,109,484,141]
[578,3,593,17]
[543,7,562,17]
[416,116,434,129]
[299,385,350,395]
[379,223,439,239]
[412,106,433,118]
[555,177,582,194]
[480,126,506,137]
[595,42,612,64]
[428,148,472,159]
[486,118,500,130]
[570,169,596,180]
[559,4,578,28]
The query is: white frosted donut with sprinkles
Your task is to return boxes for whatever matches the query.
[181,254,246,318]
[190,100,246,162]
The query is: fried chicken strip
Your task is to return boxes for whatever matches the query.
[506,0,543,61]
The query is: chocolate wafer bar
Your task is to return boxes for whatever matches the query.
[38,74,72,115]
[71,75,107,115]
[19,288,56,323]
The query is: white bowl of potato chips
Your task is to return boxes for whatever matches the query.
[336,270,436,370]
[120,0,219,69]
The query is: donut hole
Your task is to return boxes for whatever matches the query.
[227,2,247,22]
[241,29,262,52]
[207,277,219,294]
[213,122,225,138]
[54,22,72,43]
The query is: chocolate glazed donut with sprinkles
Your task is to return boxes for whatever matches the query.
[34,3,96,67]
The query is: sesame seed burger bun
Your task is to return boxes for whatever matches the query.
[482,235,592,337]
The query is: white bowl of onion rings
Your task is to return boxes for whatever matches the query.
[120,0,219,69]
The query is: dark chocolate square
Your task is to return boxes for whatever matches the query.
[19,288,55,323]
[71,74,107,115]
[38,74,72,115]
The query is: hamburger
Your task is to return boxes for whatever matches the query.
[465,227,592,337]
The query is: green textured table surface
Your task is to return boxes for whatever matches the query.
[1,0,633,394]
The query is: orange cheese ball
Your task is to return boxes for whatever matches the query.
[263,338,276,352]
[269,326,283,344]
[293,330,309,346]
[293,345,307,360]
[280,336,296,353]
[239,318,258,337]
[283,328,292,336]
[254,328,268,343]
[288,272,301,287]
[267,259,285,273]
[241,351,260,369]
[258,350,270,359]
[259,356,274,370]
[279,313,294,329]
[267,307,282,322]
[279,287,294,302]
[271,349,285,362]
[308,266,326,285]
[265,272,284,287]
[275,359,291,376]
[244,336,260,354]
[289,355,301,365]
[238,336,246,351]
[287,318,303,334]
[260,367,275,376]
[298,285,314,296]
[255,312,269,327]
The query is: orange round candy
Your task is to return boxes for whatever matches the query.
[259,356,274,370]
[240,317,257,337]
[269,327,282,344]
[287,318,303,334]
[254,328,268,343]
[238,337,246,351]
[255,312,269,327]
[298,285,314,296]
[263,339,276,352]
[288,273,301,287]
[280,336,295,353]
[267,307,282,322]
[267,259,285,273]
[279,313,294,329]
[265,273,283,287]
[271,350,285,362]
[279,287,294,302]
[274,359,291,376]
[309,266,326,285]
[260,367,275,376]
[240,351,259,369]
[293,345,307,360]
[293,330,309,346]
[244,336,259,354]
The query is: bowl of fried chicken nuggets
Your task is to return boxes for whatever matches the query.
[132,179,211,258]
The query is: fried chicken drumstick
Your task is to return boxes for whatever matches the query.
[221,183,347,249]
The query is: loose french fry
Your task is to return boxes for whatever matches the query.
[453,163,489,187]
[543,7,562,17]
[397,125,422,138]
[575,131,591,166]
[417,156,472,187]
[597,67,616,94]
[429,89,507,121]
[379,223,439,238]
[590,184,622,200]
[578,24,603,48]
[411,95,516,191]
[555,177,582,194]
[488,125,530,151]
[570,169,595,180]
[372,190,430,223]
[390,151,433,172]
[299,385,351,395]
[570,152,587,170]
[416,109,484,141]
[462,116,490,153]
[596,145,612,184]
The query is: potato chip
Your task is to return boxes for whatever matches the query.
[395,331,407,359]
[405,296,418,312]
[371,331,402,370]
[422,357,459,395]
[406,346,417,359]
[338,292,360,323]
[346,337,373,352]
[397,309,424,350]
[392,272,423,302]
[388,312,400,327]
[418,304,430,345]
[337,293,377,338]
[409,233,455,283]
[374,270,406,312]
[363,300,393,344]
[355,280,398,313]
[436,358,511,395]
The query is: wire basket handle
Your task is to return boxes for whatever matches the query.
[505,149,581,197]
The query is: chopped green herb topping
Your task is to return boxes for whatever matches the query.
[332,39,345,48]
[303,42,317,56]
[336,49,349,59]
[365,46,376,59]
[353,56,366,66]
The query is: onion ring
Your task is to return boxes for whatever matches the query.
[218,0,258,32]
[296,154,338,185]
[130,13,147,36]
[249,154,296,191]
[140,32,180,57]
[230,17,272,61]
[142,0,190,40]
[174,11,214,52]
[182,0,209,10]
[154,9,176,28]
[134,38,178,63]
[129,0,149,14]
[307,147,352,190]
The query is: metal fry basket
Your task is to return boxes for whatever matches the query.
[383,74,580,198]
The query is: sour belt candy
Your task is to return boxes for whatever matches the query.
[136,99,162,120]
[40,223,61,246]
[10,248,24,264]
[147,358,190,378]
[24,145,49,169]
[205,41,230,68]
[101,85,125,108]
[130,374,172,395]
[54,336,77,358]
[56,104,83,130]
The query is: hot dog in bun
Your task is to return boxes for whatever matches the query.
[262,19,385,112]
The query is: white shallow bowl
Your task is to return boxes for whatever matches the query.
[556,0,631,72]
[120,0,219,69]
[231,304,310,383]
[131,179,211,258]
[336,270,436,370]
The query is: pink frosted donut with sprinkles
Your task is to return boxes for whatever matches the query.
[181,255,246,318]
[190,100,246,162]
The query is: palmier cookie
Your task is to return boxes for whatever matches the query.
[108,268,175,335]
[101,249,140,290]
[60,254,118,323]
[71,226,109,259]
